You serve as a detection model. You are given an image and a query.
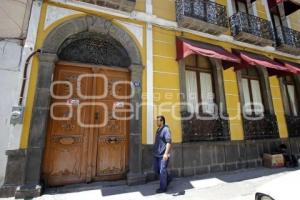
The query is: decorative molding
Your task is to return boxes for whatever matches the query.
[115,20,144,48]
[47,0,300,60]
[44,5,81,30]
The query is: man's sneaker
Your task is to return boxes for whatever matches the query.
[156,188,167,193]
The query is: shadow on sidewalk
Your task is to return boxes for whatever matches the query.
[43,167,298,197]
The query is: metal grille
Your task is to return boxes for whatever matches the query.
[58,32,131,67]
[276,26,300,49]
[181,111,230,142]
[243,113,279,140]
[229,12,275,42]
[286,115,300,137]
[176,0,229,28]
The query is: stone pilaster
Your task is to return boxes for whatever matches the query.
[126,64,146,185]
[0,150,26,197]
[15,53,57,199]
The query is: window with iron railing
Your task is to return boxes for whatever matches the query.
[270,6,300,53]
[241,67,264,116]
[230,12,274,40]
[239,67,279,140]
[229,12,275,41]
[176,0,229,28]
[276,26,300,49]
[282,76,300,137]
[181,55,230,142]
[284,76,299,117]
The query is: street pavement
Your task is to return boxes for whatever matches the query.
[1,167,298,200]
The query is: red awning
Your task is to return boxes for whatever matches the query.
[176,38,241,68]
[268,0,283,9]
[274,59,300,74]
[232,50,290,76]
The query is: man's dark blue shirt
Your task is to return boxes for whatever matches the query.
[153,125,172,158]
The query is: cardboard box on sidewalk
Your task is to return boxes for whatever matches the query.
[263,153,284,168]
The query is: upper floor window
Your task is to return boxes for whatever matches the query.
[233,0,257,14]
[241,67,264,115]
[284,76,299,116]
[185,55,215,114]
[270,7,284,38]
[235,0,249,13]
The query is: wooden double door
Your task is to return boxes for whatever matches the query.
[42,62,131,186]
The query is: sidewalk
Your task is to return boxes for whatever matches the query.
[2,167,297,200]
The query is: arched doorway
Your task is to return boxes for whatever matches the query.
[42,31,134,186]
[20,16,145,193]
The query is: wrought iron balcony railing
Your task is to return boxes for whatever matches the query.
[80,0,136,12]
[176,0,229,35]
[275,26,300,55]
[230,12,275,46]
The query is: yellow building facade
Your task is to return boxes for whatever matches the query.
[1,0,300,198]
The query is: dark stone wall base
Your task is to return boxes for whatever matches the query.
[0,185,17,198]
[15,184,42,199]
[142,138,300,180]
[0,149,26,197]
[2,138,300,198]
[126,173,146,186]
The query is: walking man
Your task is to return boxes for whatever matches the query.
[153,115,172,193]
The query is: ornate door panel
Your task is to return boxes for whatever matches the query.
[43,63,130,186]
[92,68,131,180]
[42,64,94,186]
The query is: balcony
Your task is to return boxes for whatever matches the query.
[229,12,275,46]
[176,0,229,35]
[79,0,136,12]
[276,26,300,55]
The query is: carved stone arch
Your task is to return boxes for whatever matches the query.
[57,31,132,67]
[42,16,142,65]
[16,15,145,198]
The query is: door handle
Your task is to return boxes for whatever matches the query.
[97,136,126,143]
[107,137,118,144]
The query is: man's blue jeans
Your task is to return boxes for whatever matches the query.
[153,156,171,190]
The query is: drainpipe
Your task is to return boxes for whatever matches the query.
[18,49,42,106]
[146,0,154,144]
[10,49,41,125]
